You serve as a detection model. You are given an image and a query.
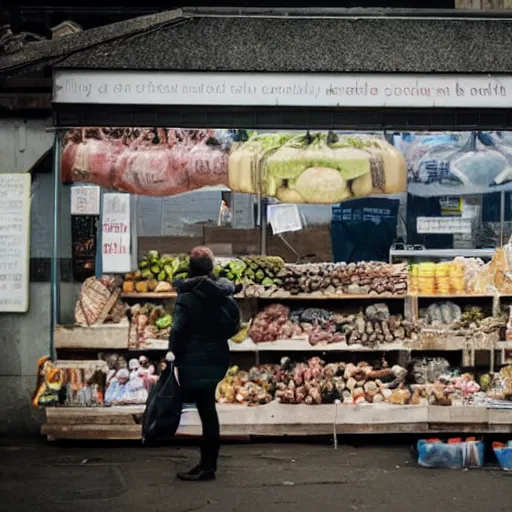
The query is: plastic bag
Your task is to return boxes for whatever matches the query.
[417,439,485,469]
[142,363,181,445]
[493,443,512,471]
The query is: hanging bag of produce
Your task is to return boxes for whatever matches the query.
[142,362,181,445]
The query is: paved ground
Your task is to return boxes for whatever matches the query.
[0,438,510,512]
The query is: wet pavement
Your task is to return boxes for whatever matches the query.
[0,438,510,512]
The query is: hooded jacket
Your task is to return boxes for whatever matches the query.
[169,277,241,390]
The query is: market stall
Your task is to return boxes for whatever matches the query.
[37,55,512,440]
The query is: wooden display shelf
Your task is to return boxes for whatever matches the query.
[229,333,509,352]
[55,324,129,350]
[121,292,407,300]
[121,292,177,299]
[255,294,407,300]
[54,326,508,353]
[41,403,512,441]
[413,294,499,299]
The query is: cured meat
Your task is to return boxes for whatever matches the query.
[61,129,126,188]
[61,127,230,195]
[113,141,190,197]
[187,141,229,188]
[75,277,113,326]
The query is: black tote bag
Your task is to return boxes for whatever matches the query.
[142,363,182,445]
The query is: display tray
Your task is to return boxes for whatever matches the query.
[54,327,509,352]
[229,336,508,352]
[121,292,407,300]
[55,323,129,350]
[41,403,512,441]
[120,292,512,300]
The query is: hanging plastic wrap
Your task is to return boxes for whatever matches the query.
[396,131,512,196]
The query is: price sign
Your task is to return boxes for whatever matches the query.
[417,216,472,235]
[71,185,100,215]
[0,174,31,312]
[267,204,302,235]
[102,193,131,273]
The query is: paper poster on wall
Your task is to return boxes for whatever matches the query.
[416,216,472,235]
[268,204,303,234]
[61,128,407,204]
[0,174,31,312]
[70,185,100,215]
[102,193,131,273]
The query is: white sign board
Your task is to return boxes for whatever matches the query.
[417,216,472,235]
[54,70,512,108]
[268,204,303,235]
[102,193,132,273]
[0,174,31,312]
[71,185,100,215]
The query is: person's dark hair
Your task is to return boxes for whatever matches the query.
[189,246,214,278]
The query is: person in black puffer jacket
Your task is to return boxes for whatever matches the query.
[166,246,241,481]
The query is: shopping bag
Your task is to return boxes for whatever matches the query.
[142,363,181,445]
[493,442,512,471]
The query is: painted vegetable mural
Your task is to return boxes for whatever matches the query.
[61,128,407,203]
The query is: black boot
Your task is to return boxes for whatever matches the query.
[176,465,215,482]
[200,442,219,473]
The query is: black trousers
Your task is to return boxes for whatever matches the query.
[182,386,220,471]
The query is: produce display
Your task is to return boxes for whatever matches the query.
[128,303,173,350]
[32,357,107,407]
[409,258,486,296]
[74,276,127,326]
[214,256,285,287]
[407,240,512,297]
[216,365,275,406]
[123,251,190,294]
[247,303,420,347]
[216,358,512,408]
[33,354,163,408]
[420,302,504,336]
[474,242,512,295]
[277,261,408,297]
[103,356,159,406]
[216,357,418,406]
[123,252,286,295]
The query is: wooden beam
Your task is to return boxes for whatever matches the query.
[0,93,51,111]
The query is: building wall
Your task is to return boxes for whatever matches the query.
[0,118,57,436]
[456,0,512,9]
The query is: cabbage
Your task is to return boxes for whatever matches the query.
[293,167,351,204]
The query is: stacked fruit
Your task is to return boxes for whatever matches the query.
[214,256,285,286]
[417,262,436,295]
[123,251,189,294]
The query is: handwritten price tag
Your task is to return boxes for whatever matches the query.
[71,186,100,215]
[102,193,131,272]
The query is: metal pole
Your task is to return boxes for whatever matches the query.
[260,197,268,256]
[500,190,506,246]
[50,134,61,360]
